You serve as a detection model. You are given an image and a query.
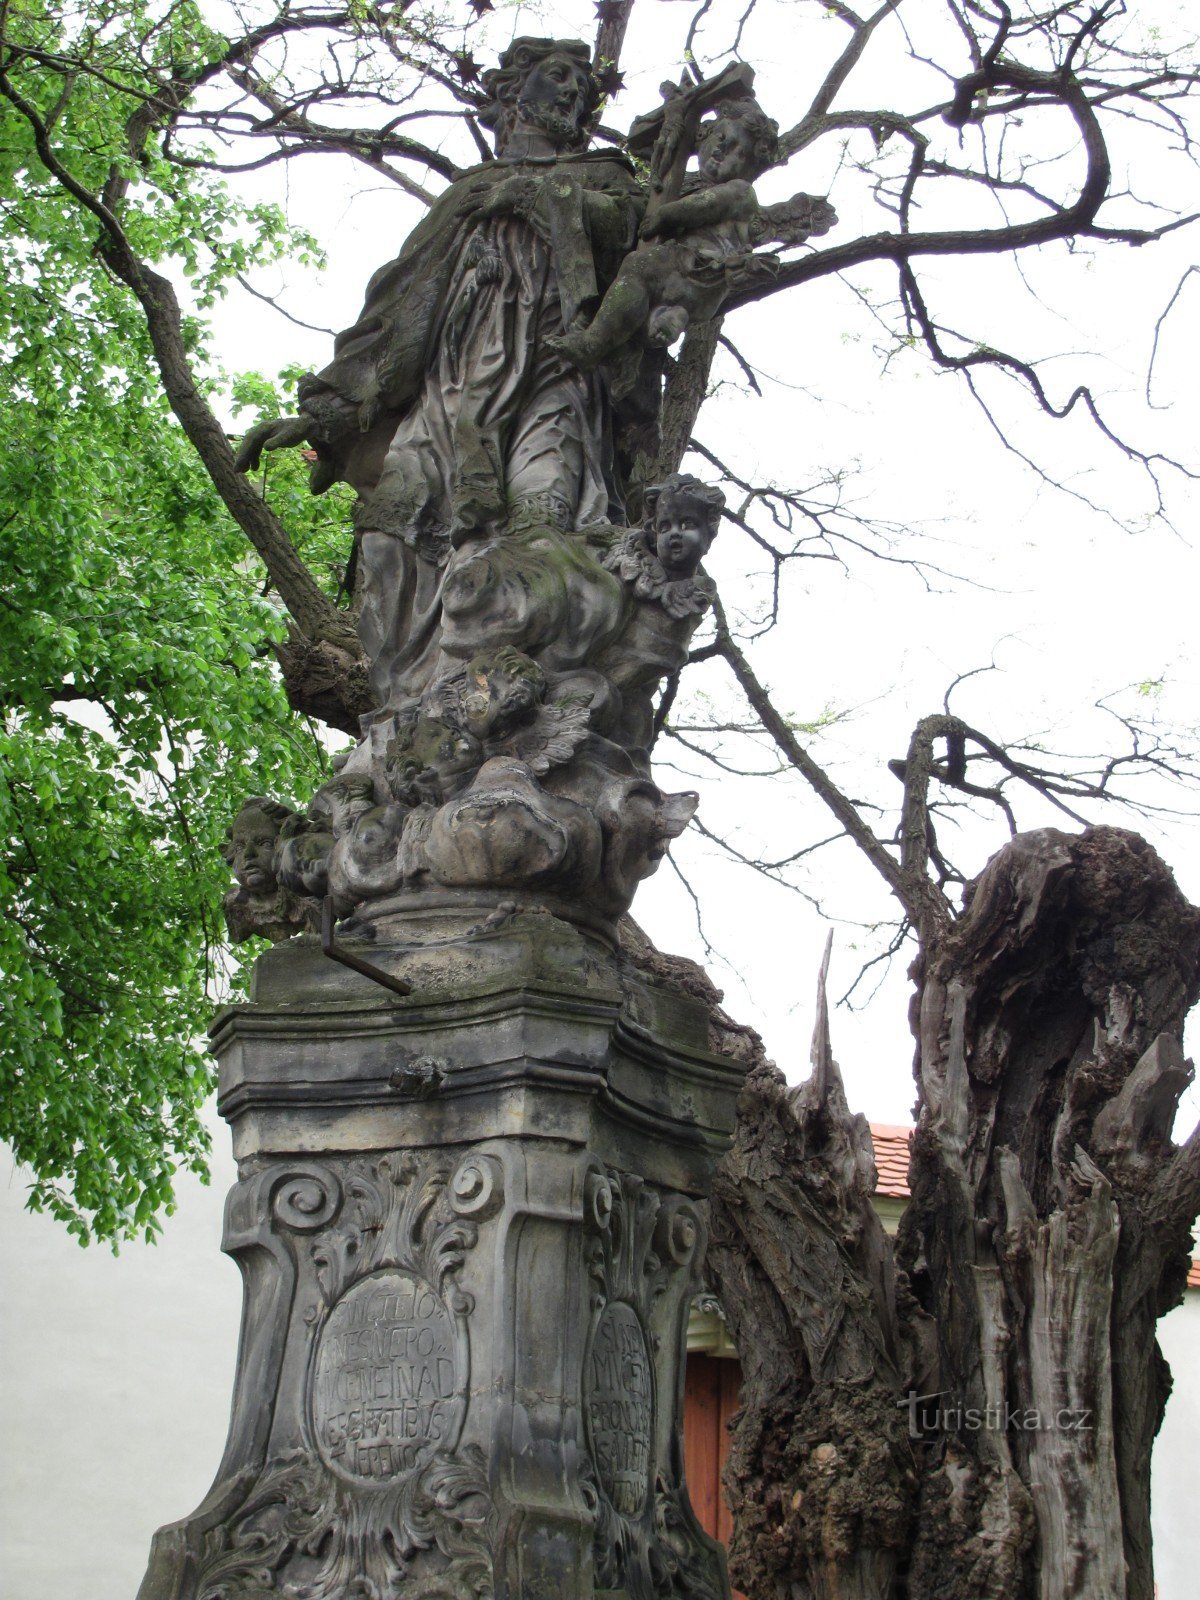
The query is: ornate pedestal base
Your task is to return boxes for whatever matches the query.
[137,909,745,1600]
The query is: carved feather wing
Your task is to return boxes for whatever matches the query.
[496,697,593,776]
[759,192,838,248]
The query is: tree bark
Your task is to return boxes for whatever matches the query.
[901,825,1200,1600]
[651,825,1200,1600]
[706,954,922,1600]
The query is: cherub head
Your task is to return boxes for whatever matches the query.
[308,773,378,836]
[480,38,601,155]
[386,711,481,806]
[697,97,779,184]
[643,475,726,578]
[220,797,295,894]
[461,647,547,740]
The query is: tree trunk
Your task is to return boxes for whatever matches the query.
[692,826,1200,1600]
[706,951,922,1600]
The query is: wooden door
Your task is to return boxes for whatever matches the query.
[682,1354,742,1563]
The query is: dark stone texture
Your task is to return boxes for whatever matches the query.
[137,912,744,1600]
[225,43,835,934]
[174,39,826,1600]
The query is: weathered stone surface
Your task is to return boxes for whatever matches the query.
[137,915,744,1600]
[171,38,836,1600]
[224,41,835,934]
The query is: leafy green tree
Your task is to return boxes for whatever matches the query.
[0,14,340,1241]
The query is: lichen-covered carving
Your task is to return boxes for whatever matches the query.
[599,474,725,763]
[552,85,835,373]
[220,797,320,943]
[196,1443,492,1600]
[227,47,809,930]
[579,1166,722,1600]
[195,1150,497,1600]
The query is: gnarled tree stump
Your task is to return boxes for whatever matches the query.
[701,826,1200,1600]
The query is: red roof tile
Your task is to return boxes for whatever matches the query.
[869,1122,912,1198]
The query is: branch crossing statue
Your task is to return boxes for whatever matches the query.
[224,39,834,938]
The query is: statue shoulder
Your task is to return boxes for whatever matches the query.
[562,147,643,192]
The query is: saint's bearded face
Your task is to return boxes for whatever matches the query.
[515,54,590,148]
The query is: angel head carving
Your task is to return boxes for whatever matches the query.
[460,647,593,777]
[644,474,726,579]
[220,796,295,893]
[696,96,779,184]
[220,796,318,943]
[600,475,724,623]
[460,646,547,741]
[385,708,482,807]
[383,648,594,805]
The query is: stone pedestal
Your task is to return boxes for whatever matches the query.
[137,907,746,1600]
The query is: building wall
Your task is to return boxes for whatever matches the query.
[1150,1291,1200,1595]
[0,1124,242,1600]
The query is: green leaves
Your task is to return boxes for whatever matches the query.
[0,2,339,1241]
[0,366,329,1244]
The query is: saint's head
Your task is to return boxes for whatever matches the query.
[480,38,601,157]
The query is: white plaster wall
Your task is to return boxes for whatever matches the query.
[0,1110,239,1600]
[1151,1291,1200,1600]
[2,1108,1198,1599]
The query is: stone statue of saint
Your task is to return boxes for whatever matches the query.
[241,37,652,717]
[228,47,833,935]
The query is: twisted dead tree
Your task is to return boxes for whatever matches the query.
[702,795,1200,1600]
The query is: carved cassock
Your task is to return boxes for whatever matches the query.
[301,147,647,716]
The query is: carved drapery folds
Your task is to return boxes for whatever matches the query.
[225,40,836,937]
[222,482,721,933]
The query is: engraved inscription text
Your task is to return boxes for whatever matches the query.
[586,1301,653,1516]
[312,1269,457,1483]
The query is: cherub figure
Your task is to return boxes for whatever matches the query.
[459,647,594,774]
[603,473,723,618]
[273,773,379,901]
[599,474,725,766]
[551,96,836,372]
[220,797,319,943]
[383,646,593,808]
[456,647,547,743]
[385,707,482,808]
